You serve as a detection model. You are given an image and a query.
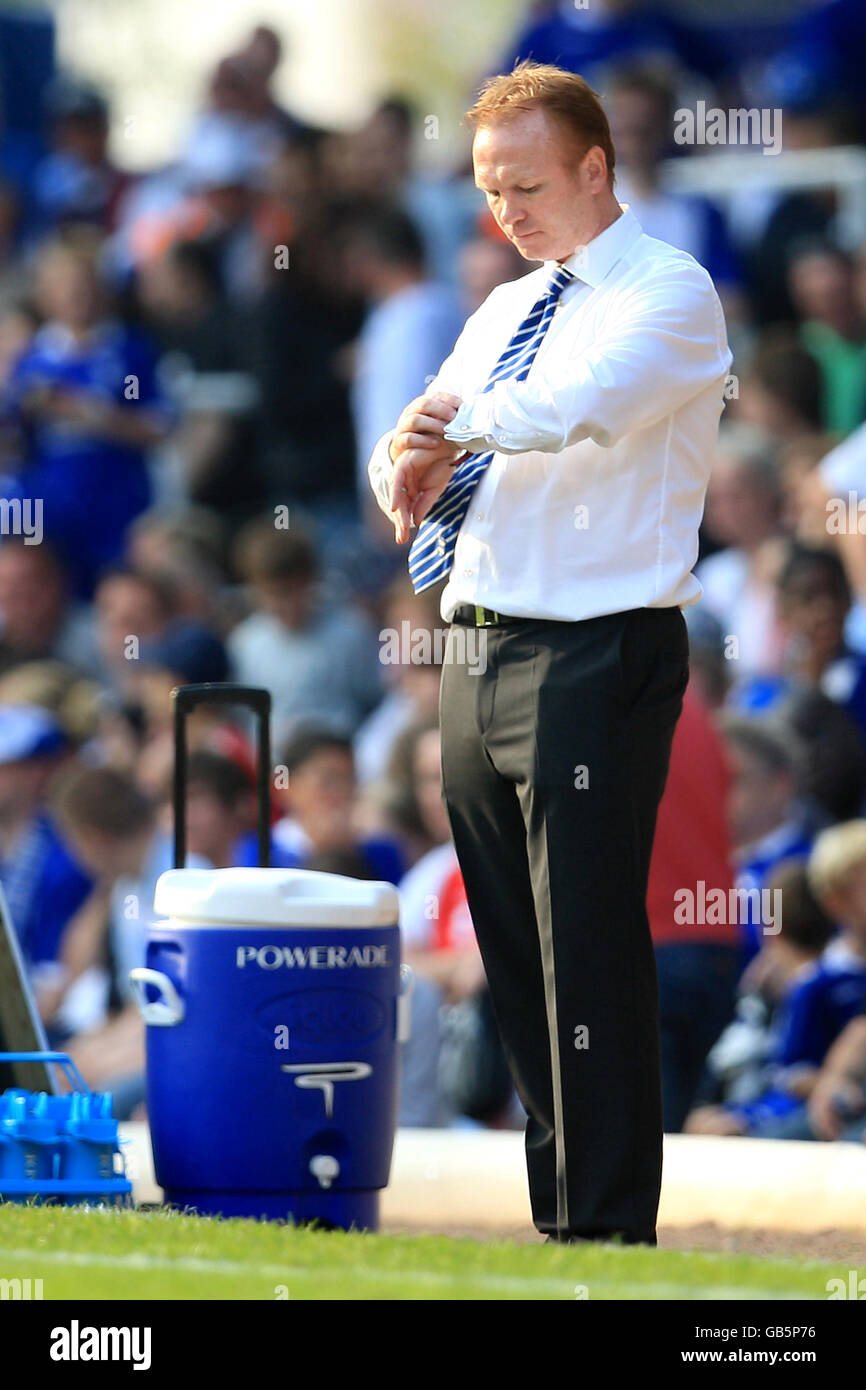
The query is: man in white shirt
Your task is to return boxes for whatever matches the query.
[368,61,731,1245]
[344,203,464,521]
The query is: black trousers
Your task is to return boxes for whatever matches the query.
[439,605,689,1243]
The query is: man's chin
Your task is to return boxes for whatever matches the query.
[515,241,547,261]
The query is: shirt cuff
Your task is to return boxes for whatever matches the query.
[443,394,500,455]
[367,429,397,515]
[443,380,565,455]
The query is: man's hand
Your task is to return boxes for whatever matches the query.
[808,1075,866,1141]
[390,391,463,465]
[389,452,462,542]
[386,391,466,543]
[682,1105,746,1136]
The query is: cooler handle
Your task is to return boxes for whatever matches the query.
[129,968,185,1027]
[172,683,272,869]
[397,963,414,1043]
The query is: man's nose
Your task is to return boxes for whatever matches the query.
[498,199,525,231]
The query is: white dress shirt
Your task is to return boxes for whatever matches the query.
[368,204,732,623]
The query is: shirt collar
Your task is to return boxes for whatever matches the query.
[550,203,642,289]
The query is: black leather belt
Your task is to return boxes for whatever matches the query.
[451,604,521,627]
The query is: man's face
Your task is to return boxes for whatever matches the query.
[254,578,315,631]
[95,576,166,668]
[778,572,847,658]
[727,745,792,848]
[36,254,102,330]
[0,548,65,646]
[473,107,610,264]
[704,457,777,549]
[61,823,148,882]
[789,251,852,326]
[184,783,249,865]
[282,748,356,850]
[606,86,666,170]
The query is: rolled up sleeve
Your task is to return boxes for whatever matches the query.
[444,263,733,455]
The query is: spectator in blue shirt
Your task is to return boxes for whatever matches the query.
[685,859,836,1134]
[499,1,723,95]
[724,820,866,1136]
[733,545,866,747]
[228,517,384,745]
[29,78,130,235]
[764,0,866,141]
[606,65,743,308]
[5,231,170,596]
[0,704,91,988]
[340,201,464,528]
[156,749,254,870]
[721,715,814,965]
[49,763,207,1113]
[236,725,406,884]
[773,936,866,1080]
[0,538,96,677]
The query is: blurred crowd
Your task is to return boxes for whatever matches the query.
[1,4,866,1144]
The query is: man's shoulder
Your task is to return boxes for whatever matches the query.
[626,229,718,291]
[610,231,726,338]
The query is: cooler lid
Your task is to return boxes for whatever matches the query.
[153,867,400,928]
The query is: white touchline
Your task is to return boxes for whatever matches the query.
[0,1248,819,1299]
[0,1249,815,1300]
[0,1247,573,1295]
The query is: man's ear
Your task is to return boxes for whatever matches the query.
[580,144,608,191]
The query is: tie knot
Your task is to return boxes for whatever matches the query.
[547,265,575,299]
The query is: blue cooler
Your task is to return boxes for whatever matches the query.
[131,866,407,1228]
[129,683,409,1230]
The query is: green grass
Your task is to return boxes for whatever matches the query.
[0,1205,844,1300]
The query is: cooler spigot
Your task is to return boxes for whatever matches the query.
[309,1154,340,1189]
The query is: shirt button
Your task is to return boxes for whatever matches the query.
[475,512,484,520]
[463,568,473,577]
[497,435,507,445]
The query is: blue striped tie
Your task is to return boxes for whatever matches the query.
[408,264,575,594]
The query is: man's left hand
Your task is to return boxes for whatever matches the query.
[388,445,465,543]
